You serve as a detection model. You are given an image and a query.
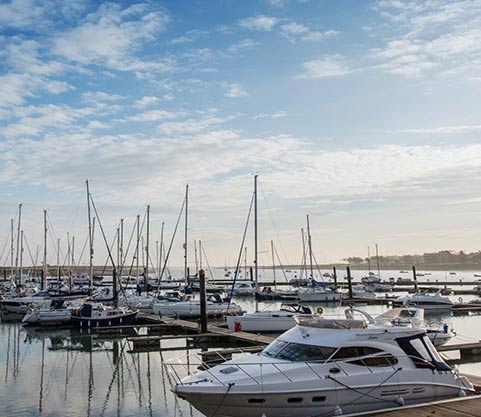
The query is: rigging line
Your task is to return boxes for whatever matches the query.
[227,192,255,309]
[22,233,38,269]
[99,227,119,277]
[273,242,289,282]
[259,182,290,265]
[313,368,403,417]
[210,383,234,417]
[88,194,117,274]
[200,243,214,282]
[0,224,12,267]
[75,234,89,268]
[156,196,186,294]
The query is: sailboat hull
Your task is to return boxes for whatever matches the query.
[70,311,138,327]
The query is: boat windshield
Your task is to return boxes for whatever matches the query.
[263,340,336,362]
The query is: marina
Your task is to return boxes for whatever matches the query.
[3,0,481,416]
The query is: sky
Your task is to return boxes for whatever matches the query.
[2,0,481,270]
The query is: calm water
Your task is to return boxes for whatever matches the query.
[2,268,481,417]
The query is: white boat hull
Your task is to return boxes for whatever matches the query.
[153,301,242,318]
[22,309,72,324]
[297,291,342,302]
[226,312,297,332]
[176,379,471,417]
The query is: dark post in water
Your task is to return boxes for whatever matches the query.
[347,266,353,299]
[412,265,417,291]
[199,269,207,333]
[333,265,338,290]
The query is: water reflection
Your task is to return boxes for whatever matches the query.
[0,316,203,417]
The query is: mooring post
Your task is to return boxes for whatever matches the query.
[412,265,417,291]
[347,266,353,299]
[333,266,338,290]
[199,269,207,333]
[249,266,254,283]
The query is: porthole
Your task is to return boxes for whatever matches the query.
[287,397,303,403]
[248,398,265,404]
[312,396,326,402]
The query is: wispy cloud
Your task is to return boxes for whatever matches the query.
[52,3,171,73]
[396,124,481,134]
[254,111,288,119]
[239,15,279,31]
[371,0,481,77]
[224,83,248,97]
[298,54,352,79]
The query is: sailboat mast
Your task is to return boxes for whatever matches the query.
[145,204,150,287]
[306,215,314,280]
[159,221,164,279]
[375,243,381,278]
[43,209,47,290]
[136,214,140,280]
[120,218,124,267]
[15,204,22,283]
[367,245,371,274]
[271,240,276,287]
[184,184,189,284]
[19,230,23,285]
[254,175,258,287]
[57,238,61,280]
[199,240,203,271]
[86,180,94,294]
[10,218,14,281]
[301,228,306,279]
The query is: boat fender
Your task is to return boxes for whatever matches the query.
[458,388,467,397]
[234,321,242,332]
[317,306,323,315]
[396,396,405,406]
[458,297,463,303]
[333,405,343,416]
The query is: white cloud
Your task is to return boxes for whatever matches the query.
[225,83,248,98]
[239,15,279,31]
[171,29,207,45]
[134,96,161,108]
[52,3,171,72]
[298,54,351,79]
[397,124,481,134]
[227,39,258,53]
[372,0,481,77]
[254,111,288,119]
[157,116,232,136]
[128,109,183,122]
[281,22,309,35]
[301,29,338,42]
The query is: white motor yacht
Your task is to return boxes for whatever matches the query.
[153,294,242,318]
[227,281,256,296]
[297,287,342,302]
[345,307,455,347]
[171,316,473,417]
[226,304,312,333]
[393,289,453,311]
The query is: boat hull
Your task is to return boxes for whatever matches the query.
[226,314,296,332]
[176,382,471,417]
[70,311,138,327]
[297,292,342,302]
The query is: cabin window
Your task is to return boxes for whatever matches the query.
[331,346,383,360]
[396,334,451,371]
[347,354,398,367]
[263,341,335,362]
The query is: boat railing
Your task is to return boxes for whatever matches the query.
[165,348,413,387]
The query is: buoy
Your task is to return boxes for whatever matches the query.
[317,306,323,315]
[458,297,463,302]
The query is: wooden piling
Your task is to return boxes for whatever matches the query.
[199,269,207,333]
[412,265,418,291]
[347,266,353,299]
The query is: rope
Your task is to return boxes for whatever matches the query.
[210,382,234,417]
[312,368,403,417]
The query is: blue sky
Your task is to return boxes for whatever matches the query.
[2,0,481,268]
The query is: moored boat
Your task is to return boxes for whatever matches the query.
[171,316,474,417]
